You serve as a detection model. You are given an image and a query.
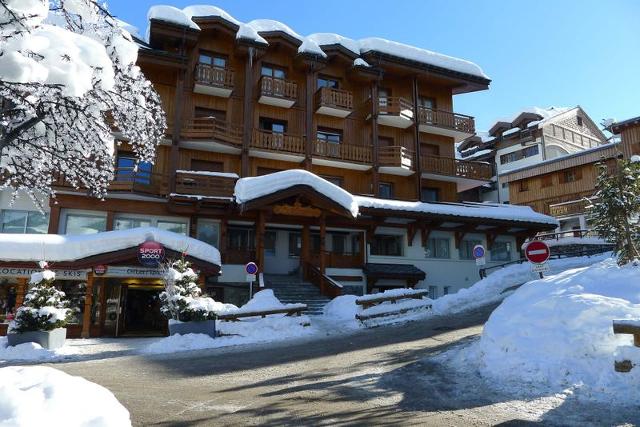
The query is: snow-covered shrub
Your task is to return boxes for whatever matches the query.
[11,264,71,333]
[159,259,216,322]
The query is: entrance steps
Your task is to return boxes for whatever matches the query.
[264,274,331,316]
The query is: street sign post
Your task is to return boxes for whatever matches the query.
[245,262,258,299]
[473,244,486,266]
[524,240,551,278]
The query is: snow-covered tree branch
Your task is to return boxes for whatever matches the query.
[0,0,166,207]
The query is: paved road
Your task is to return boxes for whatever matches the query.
[51,306,638,426]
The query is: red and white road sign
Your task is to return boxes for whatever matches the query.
[524,240,551,264]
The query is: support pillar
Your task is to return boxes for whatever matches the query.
[412,76,423,201]
[301,224,310,277]
[105,211,115,231]
[47,204,61,234]
[241,49,255,177]
[15,278,27,308]
[255,211,265,272]
[304,69,316,170]
[371,82,380,196]
[319,213,326,293]
[97,279,106,336]
[81,273,94,338]
[198,273,206,292]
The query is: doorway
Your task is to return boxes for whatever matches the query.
[119,285,166,336]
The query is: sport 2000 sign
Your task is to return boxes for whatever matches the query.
[137,240,165,267]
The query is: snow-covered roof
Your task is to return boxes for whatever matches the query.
[176,170,239,179]
[145,5,488,80]
[233,170,557,226]
[489,106,572,136]
[502,127,521,137]
[0,227,221,266]
[463,148,494,160]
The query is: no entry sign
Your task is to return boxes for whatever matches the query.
[524,241,550,264]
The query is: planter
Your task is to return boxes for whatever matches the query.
[168,319,216,338]
[7,327,67,349]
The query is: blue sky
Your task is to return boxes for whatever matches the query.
[108,0,640,131]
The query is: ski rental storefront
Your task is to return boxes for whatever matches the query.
[0,228,221,338]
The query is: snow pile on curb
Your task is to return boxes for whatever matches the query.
[431,252,612,315]
[0,366,130,426]
[226,289,305,315]
[0,336,80,362]
[465,258,640,402]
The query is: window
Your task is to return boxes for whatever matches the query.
[157,221,188,235]
[561,168,582,183]
[541,174,553,188]
[317,128,342,144]
[191,159,224,172]
[196,220,220,248]
[194,107,226,121]
[491,241,512,262]
[331,234,346,255]
[1,210,49,234]
[311,233,321,252]
[264,231,277,256]
[64,213,107,235]
[429,286,438,299]
[519,180,529,192]
[443,286,451,295]
[261,64,286,79]
[317,75,339,89]
[418,96,436,110]
[288,232,301,257]
[371,235,403,256]
[378,136,394,148]
[379,182,394,199]
[421,143,440,156]
[351,234,361,254]
[421,187,440,202]
[577,116,583,126]
[425,238,450,259]
[114,215,188,235]
[499,145,540,164]
[198,51,226,68]
[378,87,390,108]
[321,175,343,187]
[228,227,255,250]
[259,117,287,133]
[459,239,482,260]
[114,217,151,230]
[116,153,152,185]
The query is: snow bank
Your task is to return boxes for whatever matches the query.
[234,170,359,218]
[324,295,359,323]
[432,253,612,315]
[0,366,130,426]
[306,33,360,56]
[469,258,640,402]
[357,288,427,301]
[229,289,304,314]
[0,227,221,266]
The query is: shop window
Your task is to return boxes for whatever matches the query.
[191,159,224,172]
[198,50,226,68]
[331,234,347,255]
[421,187,440,202]
[1,210,49,234]
[261,64,286,79]
[459,239,482,260]
[288,232,301,257]
[264,230,277,256]
[157,220,188,235]
[64,213,107,235]
[0,280,17,322]
[228,227,255,250]
[371,235,403,256]
[317,75,339,89]
[379,182,394,199]
[196,220,220,248]
[114,217,151,230]
[57,282,86,324]
[491,241,512,262]
[115,153,152,185]
[425,237,450,259]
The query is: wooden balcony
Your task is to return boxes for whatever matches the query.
[250,129,305,161]
[378,146,415,176]
[193,64,234,97]
[421,155,492,191]
[174,170,237,199]
[258,76,298,108]
[314,87,353,118]
[549,199,590,218]
[377,97,414,129]
[180,117,243,150]
[417,107,475,142]
[312,140,372,169]
[55,167,169,197]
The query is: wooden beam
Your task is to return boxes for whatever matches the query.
[420,227,433,247]
[407,223,419,247]
[319,213,326,293]
[412,75,422,201]
[105,211,115,232]
[454,231,466,249]
[241,50,254,177]
[304,69,315,170]
[256,211,265,272]
[47,204,61,234]
[15,278,27,308]
[371,81,380,196]
[81,272,94,338]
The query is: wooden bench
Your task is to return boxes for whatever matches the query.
[217,305,307,322]
[612,320,640,372]
[355,290,431,322]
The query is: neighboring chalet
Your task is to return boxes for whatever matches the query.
[0,5,557,337]
[611,115,640,159]
[458,106,608,204]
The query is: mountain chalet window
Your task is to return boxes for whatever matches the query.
[561,168,582,183]
[425,237,450,259]
[490,241,512,262]
[519,180,529,192]
[228,227,255,250]
[321,175,343,187]
[264,230,277,255]
[196,220,220,248]
[499,145,539,165]
[540,174,553,188]
[198,51,226,68]
[459,239,482,260]
[331,234,347,255]
[371,235,403,256]
[0,210,49,234]
[418,96,436,110]
[259,118,287,134]
[64,213,107,235]
[115,153,152,185]
[421,187,440,202]
[261,64,286,79]
[257,167,281,176]
[289,232,302,257]
[194,107,226,121]
[378,182,394,199]
[421,143,440,156]
[577,116,583,126]
[317,75,339,89]
[317,128,342,144]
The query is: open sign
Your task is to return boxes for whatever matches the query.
[138,241,165,267]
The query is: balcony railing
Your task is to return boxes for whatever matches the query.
[378,97,414,117]
[174,170,237,198]
[259,76,297,101]
[313,140,372,164]
[181,117,243,146]
[417,107,475,134]
[251,129,304,155]
[314,87,354,111]
[194,64,234,89]
[55,167,169,196]
[379,146,415,168]
[421,155,492,181]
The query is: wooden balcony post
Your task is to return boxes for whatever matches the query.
[301,224,310,277]
[256,211,265,273]
[412,76,423,201]
[371,82,380,196]
[81,272,94,338]
[304,69,316,170]
[241,49,254,177]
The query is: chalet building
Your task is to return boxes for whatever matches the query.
[0,5,558,337]
[458,106,608,203]
[611,115,640,159]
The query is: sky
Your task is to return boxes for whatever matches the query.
[107,0,640,132]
